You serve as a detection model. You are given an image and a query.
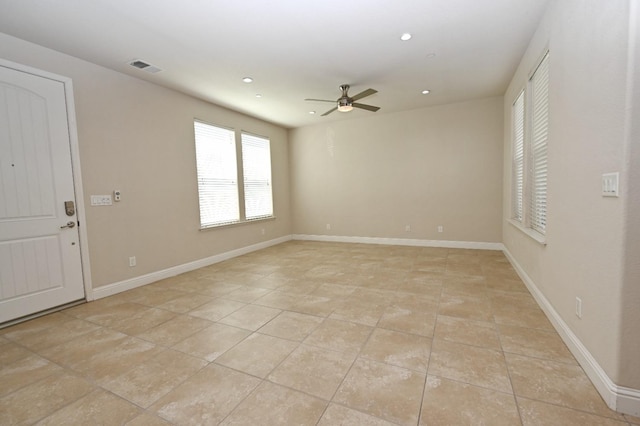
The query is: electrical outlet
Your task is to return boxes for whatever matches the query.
[405,225,411,232]
[437,225,444,233]
[129,256,136,267]
[602,172,619,197]
[90,195,112,206]
[575,297,582,318]
[261,228,265,235]
[326,224,331,230]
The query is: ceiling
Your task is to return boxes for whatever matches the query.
[0,0,549,129]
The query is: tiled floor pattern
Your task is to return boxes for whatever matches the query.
[1,241,638,425]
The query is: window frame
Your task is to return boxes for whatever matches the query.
[193,120,275,230]
[509,50,549,245]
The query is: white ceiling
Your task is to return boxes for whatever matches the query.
[0,0,549,129]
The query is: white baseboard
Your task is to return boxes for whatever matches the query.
[92,235,292,300]
[293,234,504,251]
[503,248,640,417]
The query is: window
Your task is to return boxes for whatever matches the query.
[194,121,274,228]
[194,121,239,227]
[241,133,273,220]
[512,90,525,222]
[511,51,549,238]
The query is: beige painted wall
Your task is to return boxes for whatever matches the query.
[289,97,504,243]
[502,0,637,389]
[0,33,291,289]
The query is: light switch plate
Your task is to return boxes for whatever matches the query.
[602,172,619,197]
[91,195,112,206]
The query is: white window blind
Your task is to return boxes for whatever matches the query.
[194,121,239,227]
[512,90,525,222]
[241,133,273,220]
[529,52,550,234]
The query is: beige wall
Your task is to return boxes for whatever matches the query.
[289,97,504,243]
[0,33,292,289]
[502,0,637,390]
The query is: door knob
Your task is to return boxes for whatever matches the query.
[60,221,76,229]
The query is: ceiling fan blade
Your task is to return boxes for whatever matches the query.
[351,88,377,101]
[305,98,336,103]
[321,107,338,116]
[353,103,380,112]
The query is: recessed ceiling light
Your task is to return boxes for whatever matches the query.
[426,53,436,58]
[255,94,262,98]
[242,77,253,83]
[400,33,412,41]
[309,111,316,115]
[422,89,431,95]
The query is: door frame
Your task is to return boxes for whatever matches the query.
[0,58,94,302]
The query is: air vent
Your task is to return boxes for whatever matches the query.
[128,59,162,74]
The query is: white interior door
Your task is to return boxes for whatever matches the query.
[0,64,85,323]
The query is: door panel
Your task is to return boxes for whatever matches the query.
[0,65,85,323]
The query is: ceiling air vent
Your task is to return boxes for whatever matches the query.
[129,59,162,74]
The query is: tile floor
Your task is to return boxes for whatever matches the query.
[1,241,638,425]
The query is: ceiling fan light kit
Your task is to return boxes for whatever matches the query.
[305,84,380,117]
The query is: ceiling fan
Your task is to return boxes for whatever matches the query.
[305,85,380,116]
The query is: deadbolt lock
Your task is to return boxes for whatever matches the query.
[64,201,75,216]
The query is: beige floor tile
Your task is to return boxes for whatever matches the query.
[190,280,243,297]
[420,375,520,425]
[128,288,186,307]
[39,327,130,368]
[304,318,372,354]
[109,307,176,335]
[625,413,640,425]
[498,324,577,363]
[68,302,148,327]
[268,344,355,399]
[0,342,32,366]
[0,372,94,425]
[438,293,494,322]
[330,300,386,326]
[102,349,207,407]
[517,397,628,426]
[276,279,321,295]
[491,292,539,310]
[71,336,162,384]
[506,353,625,420]
[360,328,431,372]
[441,281,490,299]
[428,339,512,393]
[310,283,357,298]
[493,305,554,330]
[187,298,246,321]
[1,312,72,340]
[335,358,425,425]
[0,354,62,397]
[151,363,261,425]
[434,315,501,350]
[378,303,437,337]
[125,412,173,426]
[258,311,323,341]
[485,276,529,293]
[221,381,327,426]
[137,314,213,346]
[37,389,140,425]
[253,290,307,309]
[218,304,281,331]
[445,262,484,277]
[156,293,214,313]
[9,322,90,354]
[215,333,298,378]
[291,294,338,316]
[221,286,272,303]
[172,323,251,361]
[317,403,396,426]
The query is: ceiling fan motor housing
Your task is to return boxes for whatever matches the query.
[338,97,352,107]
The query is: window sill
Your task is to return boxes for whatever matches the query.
[199,216,276,231]
[508,219,547,246]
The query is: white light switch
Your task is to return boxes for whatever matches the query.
[91,195,112,206]
[602,173,619,197]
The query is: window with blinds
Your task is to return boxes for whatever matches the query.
[241,133,273,220]
[529,52,549,234]
[512,90,525,222]
[194,121,240,227]
[510,51,549,240]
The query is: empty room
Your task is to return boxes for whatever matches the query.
[0,0,638,425]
